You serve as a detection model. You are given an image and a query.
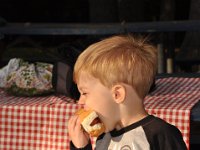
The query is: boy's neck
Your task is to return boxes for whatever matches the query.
[115,109,148,130]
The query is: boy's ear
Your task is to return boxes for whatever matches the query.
[111,84,126,103]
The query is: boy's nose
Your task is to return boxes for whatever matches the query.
[78,97,85,105]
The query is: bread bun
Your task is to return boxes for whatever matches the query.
[76,109,105,137]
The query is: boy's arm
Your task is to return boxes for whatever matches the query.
[70,141,92,150]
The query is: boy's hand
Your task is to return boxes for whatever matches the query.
[68,115,90,148]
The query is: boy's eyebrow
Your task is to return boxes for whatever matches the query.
[78,86,88,91]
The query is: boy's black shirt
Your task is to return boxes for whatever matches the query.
[70,115,187,150]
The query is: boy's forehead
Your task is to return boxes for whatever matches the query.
[78,72,91,82]
[77,72,97,87]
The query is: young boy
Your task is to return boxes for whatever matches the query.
[68,35,187,150]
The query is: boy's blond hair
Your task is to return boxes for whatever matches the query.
[74,35,157,99]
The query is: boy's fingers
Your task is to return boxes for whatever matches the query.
[68,115,79,131]
[75,117,82,130]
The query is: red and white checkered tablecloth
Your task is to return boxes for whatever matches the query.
[0,90,83,150]
[0,77,199,150]
[144,77,200,150]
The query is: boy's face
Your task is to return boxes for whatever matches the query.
[77,72,119,132]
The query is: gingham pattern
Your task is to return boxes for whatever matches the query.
[0,90,82,150]
[144,77,200,150]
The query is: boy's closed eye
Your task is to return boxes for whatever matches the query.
[82,92,87,95]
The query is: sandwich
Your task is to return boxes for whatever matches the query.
[76,109,105,137]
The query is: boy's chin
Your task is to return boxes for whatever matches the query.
[104,129,109,133]
[114,124,123,131]
[104,125,117,132]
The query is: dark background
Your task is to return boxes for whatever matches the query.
[0,0,190,23]
[0,0,199,74]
